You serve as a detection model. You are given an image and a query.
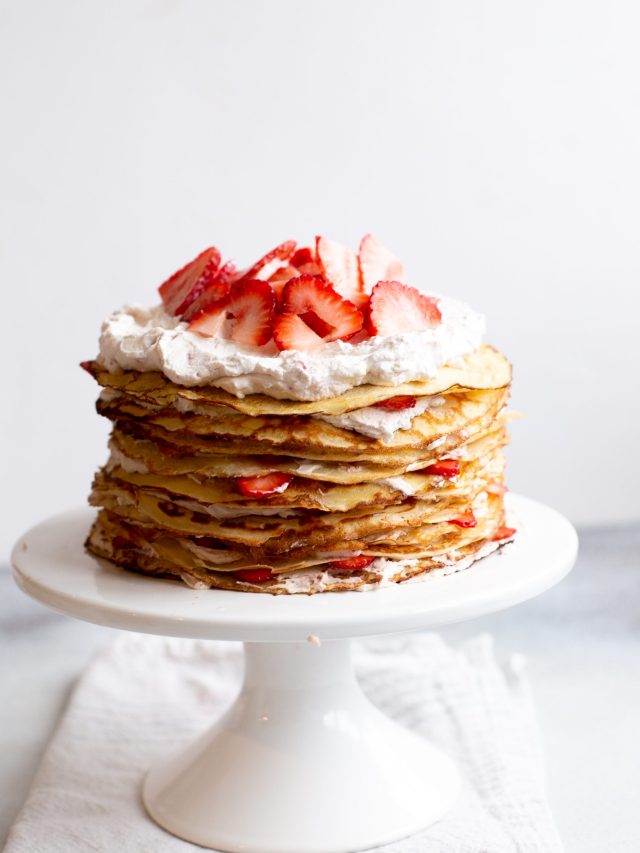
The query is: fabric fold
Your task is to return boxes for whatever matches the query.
[5,633,562,853]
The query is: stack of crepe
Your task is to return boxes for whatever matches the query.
[84,344,513,594]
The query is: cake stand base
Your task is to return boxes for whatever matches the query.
[11,496,578,853]
[143,639,460,853]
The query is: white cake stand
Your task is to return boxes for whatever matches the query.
[11,494,577,853]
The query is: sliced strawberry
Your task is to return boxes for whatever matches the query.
[297,261,323,276]
[181,261,237,322]
[79,360,93,374]
[240,241,297,282]
[330,555,375,572]
[236,472,293,499]
[273,275,364,351]
[187,299,227,338]
[421,459,461,478]
[486,481,508,496]
[373,395,417,411]
[268,266,299,286]
[315,236,362,302]
[367,281,442,336]
[358,234,406,292]
[290,247,322,277]
[448,510,477,528]
[273,313,326,351]
[225,279,275,346]
[234,568,273,584]
[290,247,315,268]
[268,265,301,299]
[158,247,222,316]
[282,276,362,330]
[217,260,240,282]
[268,249,324,298]
[188,279,275,347]
[493,526,516,541]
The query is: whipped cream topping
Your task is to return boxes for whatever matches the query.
[98,298,485,402]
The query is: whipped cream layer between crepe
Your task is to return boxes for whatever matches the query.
[98,298,485,402]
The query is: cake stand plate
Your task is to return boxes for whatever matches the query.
[11,494,577,853]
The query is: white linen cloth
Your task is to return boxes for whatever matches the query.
[4,632,563,853]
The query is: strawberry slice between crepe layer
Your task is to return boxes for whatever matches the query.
[448,510,477,528]
[233,568,274,584]
[273,275,364,351]
[373,395,417,411]
[420,459,461,478]
[235,472,293,498]
[330,556,375,572]
[493,526,516,541]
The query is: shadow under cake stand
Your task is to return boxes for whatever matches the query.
[11,494,577,853]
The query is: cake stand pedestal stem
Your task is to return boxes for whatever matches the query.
[143,638,461,853]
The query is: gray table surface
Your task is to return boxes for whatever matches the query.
[1,524,639,852]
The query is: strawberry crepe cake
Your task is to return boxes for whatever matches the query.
[82,234,516,594]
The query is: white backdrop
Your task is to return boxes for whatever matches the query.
[2,0,639,559]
